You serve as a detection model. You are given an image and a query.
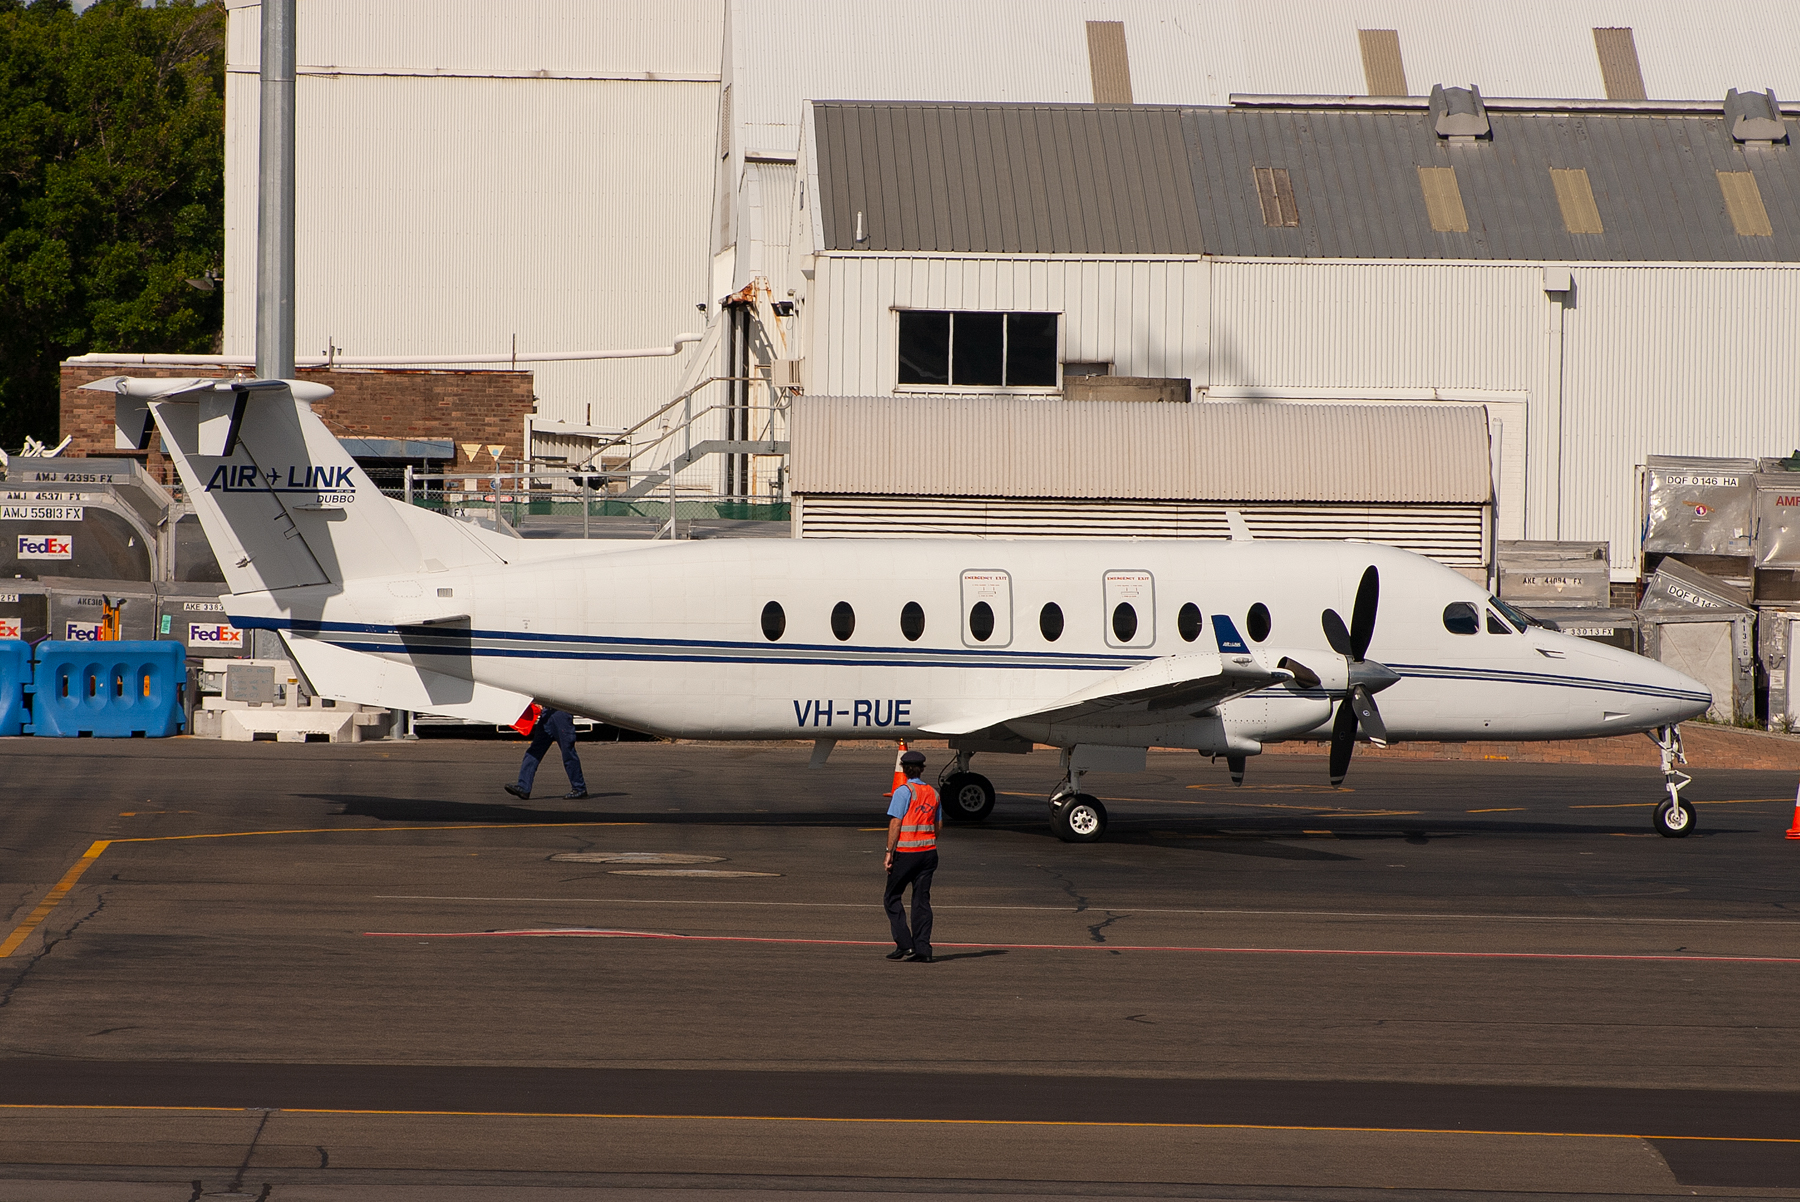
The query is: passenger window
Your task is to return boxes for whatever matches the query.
[1177,602,1202,642]
[900,601,925,641]
[1442,602,1478,635]
[1246,603,1271,642]
[1039,602,1064,642]
[1111,602,1138,642]
[831,601,855,641]
[1486,609,1514,635]
[968,601,995,642]
[760,601,785,641]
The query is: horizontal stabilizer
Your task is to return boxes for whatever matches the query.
[283,632,532,726]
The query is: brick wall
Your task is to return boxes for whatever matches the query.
[58,364,535,486]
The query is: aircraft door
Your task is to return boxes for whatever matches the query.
[1104,569,1156,648]
[961,569,1012,647]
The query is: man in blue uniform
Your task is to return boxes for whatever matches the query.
[504,707,589,800]
[883,749,940,962]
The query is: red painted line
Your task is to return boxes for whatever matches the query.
[363,928,1800,964]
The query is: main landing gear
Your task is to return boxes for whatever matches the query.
[1048,750,1109,843]
[938,750,996,823]
[1650,725,1695,838]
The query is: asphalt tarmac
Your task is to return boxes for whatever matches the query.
[1,736,1797,1201]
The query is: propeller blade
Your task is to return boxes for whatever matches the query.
[1277,656,1321,690]
[1350,683,1389,746]
[1227,755,1246,786]
[1328,696,1358,786]
[1350,565,1380,661]
[1321,609,1352,657]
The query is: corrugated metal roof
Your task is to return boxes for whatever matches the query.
[1185,107,1800,261]
[789,396,1491,503]
[813,104,1204,255]
[812,101,1800,262]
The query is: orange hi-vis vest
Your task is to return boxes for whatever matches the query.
[896,781,939,851]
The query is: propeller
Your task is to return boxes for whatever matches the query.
[1321,566,1401,787]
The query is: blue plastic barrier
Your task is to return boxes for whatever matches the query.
[0,640,27,736]
[29,640,186,738]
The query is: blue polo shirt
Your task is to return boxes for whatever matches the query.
[888,779,929,820]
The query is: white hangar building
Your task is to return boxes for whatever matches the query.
[217,0,1800,577]
[774,94,1800,579]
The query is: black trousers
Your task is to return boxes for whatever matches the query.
[884,848,937,956]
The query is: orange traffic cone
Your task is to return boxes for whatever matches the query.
[1787,780,1800,839]
[884,740,908,798]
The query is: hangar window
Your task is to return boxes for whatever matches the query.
[831,601,856,641]
[1111,602,1138,642]
[1442,602,1478,635]
[760,601,786,641]
[1177,602,1203,642]
[968,600,995,642]
[900,601,925,642]
[1039,602,1064,642]
[897,310,1059,388]
[1253,167,1299,227]
[1246,603,1271,642]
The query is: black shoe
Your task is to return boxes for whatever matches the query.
[885,948,909,960]
[906,951,933,963]
[504,784,529,800]
[565,789,590,799]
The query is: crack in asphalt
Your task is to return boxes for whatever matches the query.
[0,890,108,1011]
[1086,911,1129,943]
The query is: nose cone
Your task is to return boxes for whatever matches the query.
[1601,641,1713,726]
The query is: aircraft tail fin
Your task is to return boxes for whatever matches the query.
[85,375,503,595]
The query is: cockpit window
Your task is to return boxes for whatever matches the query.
[1489,596,1541,631]
[1487,609,1513,634]
[1442,602,1479,635]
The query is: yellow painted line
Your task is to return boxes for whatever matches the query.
[1468,808,1525,813]
[113,821,645,844]
[0,1104,1795,1143]
[0,841,111,959]
[1,822,645,959]
[1571,799,1783,810]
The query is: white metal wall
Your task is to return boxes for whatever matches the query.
[796,496,1489,567]
[1560,266,1800,572]
[729,0,1800,161]
[224,0,723,432]
[803,255,1210,397]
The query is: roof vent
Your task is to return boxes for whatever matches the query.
[1430,85,1489,141]
[1724,89,1787,143]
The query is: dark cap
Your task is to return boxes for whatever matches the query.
[900,750,926,767]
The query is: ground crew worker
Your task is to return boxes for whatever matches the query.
[883,749,940,962]
[504,707,589,800]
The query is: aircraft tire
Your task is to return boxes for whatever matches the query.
[942,772,996,822]
[1053,794,1108,843]
[1653,798,1696,838]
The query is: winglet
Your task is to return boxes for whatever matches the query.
[1225,509,1254,541]
[1212,614,1250,654]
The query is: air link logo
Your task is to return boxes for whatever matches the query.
[204,464,358,495]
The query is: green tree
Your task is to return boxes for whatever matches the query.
[0,0,223,449]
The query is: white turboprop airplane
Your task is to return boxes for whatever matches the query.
[90,375,1713,841]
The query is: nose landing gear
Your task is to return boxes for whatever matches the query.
[1650,725,1695,838]
[939,749,996,823]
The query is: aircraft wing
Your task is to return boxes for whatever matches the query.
[923,647,1290,738]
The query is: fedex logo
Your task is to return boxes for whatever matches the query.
[189,623,244,647]
[0,618,19,639]
[18,534,72,559]
[65,620,103,641]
